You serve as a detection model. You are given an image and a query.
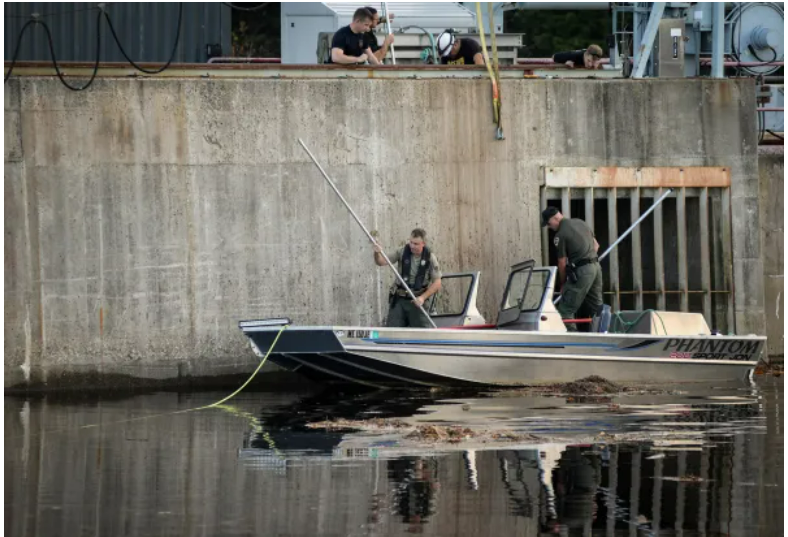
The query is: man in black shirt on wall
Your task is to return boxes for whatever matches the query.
[361,6,395,63]
[552,44,604,69]
[436,30,485,66]
[328,8,380,65]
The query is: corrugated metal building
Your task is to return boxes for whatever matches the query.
[4,2,231,63]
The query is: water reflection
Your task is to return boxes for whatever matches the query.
[5,379,782,537]
[389,457,440,533]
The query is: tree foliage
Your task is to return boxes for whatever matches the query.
[504,9,611,58]
[230,3,280,57]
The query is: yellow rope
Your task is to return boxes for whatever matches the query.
[14,325,289,438]
[191,325,288,410]
[475,2,500,124]
[487,2,503,135]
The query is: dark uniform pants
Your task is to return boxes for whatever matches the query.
[558,263,603,332]
[387,296,432,328]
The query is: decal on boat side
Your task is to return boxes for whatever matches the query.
[344,330,372,339]
[663,338,760,360]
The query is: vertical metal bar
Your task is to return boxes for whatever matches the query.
[711,1,724,78]
[721,188,734,332]
[652,457,663,537]
[632,2,667,78]
[699,448,709,536]
[561,187,571,219]
[654,187,666,310]
[608,188,620,311]
[631,188,643,310]
[630,448,641,537]
[585,187,595,231]
[710,192,725,331]
[541,187,549,267]
[700,187,712,324]
[633,3,643,70]
[607,446,618,537]
[675,451,686,534]
[611,5,618,68]
[677,186,689,312]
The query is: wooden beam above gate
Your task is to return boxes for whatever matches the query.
[544,167,730,189]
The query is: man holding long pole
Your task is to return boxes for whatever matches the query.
[299,138,438,328]
[373,228,442,328]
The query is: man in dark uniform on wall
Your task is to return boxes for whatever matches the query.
[328,8,380,65]
[436,30,485,65]
[373,228,442,328]
[552,44,605,69]
[543,207,603,331]
[361,6,395,63]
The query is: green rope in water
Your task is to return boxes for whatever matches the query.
[610,309,668,335]
[15,325,289,439]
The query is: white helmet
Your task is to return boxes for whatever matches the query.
[436,30,456,58]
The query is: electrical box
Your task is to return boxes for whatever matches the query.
[655,19,686,77]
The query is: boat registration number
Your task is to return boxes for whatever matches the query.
[337,330,375,339]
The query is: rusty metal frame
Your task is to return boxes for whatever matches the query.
[3,61,624,80]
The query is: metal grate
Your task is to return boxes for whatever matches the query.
[542,167,734,332]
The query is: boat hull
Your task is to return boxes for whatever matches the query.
[242,325,766,388]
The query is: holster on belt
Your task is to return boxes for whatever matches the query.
[567,263,579,284]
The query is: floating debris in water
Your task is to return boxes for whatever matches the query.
[306,417,411,431]
[305,419,543,444]
[562,376,622,395]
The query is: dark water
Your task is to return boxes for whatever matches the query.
[5,378,783,537]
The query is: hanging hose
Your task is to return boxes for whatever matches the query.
[475,3,502,139]
[487,2,504,140]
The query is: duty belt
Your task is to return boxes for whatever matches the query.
[395,288,424,298]
[572,258,598,269]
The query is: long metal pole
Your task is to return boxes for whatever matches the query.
[298,139,436,328]
[597,188,674,261]
[381,2,396,65]
[555,188,674,304]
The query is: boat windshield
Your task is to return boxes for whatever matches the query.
[502,269,531,310]
[500,264,549,313]
[521,270,548,311]
[426,274,473,317]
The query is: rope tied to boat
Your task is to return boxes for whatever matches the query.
[609,309,668,335]
[12,324,289,439]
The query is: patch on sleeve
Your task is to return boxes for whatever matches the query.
[553,236,560,247]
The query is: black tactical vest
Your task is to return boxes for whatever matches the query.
[398,245,432,294]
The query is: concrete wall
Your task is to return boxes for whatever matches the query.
[759,148,784,360]
[4,77,763,387]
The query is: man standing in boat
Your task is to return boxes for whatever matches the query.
[373,228,442,328]
[542,207,603,331]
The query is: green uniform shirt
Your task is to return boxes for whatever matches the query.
[387,246,442,293]
[554,218,597,264]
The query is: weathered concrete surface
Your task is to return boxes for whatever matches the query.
[4,77,763,387]
[758,147,784,360]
